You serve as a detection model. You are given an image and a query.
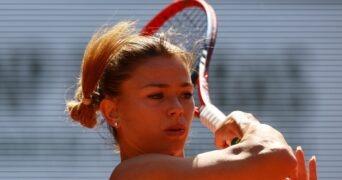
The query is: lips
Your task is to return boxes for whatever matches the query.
[164,124,186,137]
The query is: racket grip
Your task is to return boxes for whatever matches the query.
[199,104,226,133]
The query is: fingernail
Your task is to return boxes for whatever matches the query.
[297,146,302,151]
[311,155,316,161]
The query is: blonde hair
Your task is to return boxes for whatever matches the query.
[66,21,193,130]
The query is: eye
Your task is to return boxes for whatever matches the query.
[147,93,164,100]
[181,92,193,99]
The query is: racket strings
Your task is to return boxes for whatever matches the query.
[158,7,210,83]
[156,7,208,71]
[185,9,204,32]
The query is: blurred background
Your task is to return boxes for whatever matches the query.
[1,0,341,179]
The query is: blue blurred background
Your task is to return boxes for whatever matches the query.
[1,0,341,179]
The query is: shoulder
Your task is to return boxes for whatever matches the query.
[109,154,194,180]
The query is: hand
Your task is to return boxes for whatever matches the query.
[288,146,317,180]
[214,111,260,148]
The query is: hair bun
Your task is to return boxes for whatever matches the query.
[66,100,97,128]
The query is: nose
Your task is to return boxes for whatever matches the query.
[167,97,184,117]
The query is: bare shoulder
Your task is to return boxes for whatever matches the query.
[109,154,194,180]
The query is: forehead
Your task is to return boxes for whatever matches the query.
[125,56,191,87]
[137,55,186,68]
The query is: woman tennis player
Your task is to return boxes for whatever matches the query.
[66,21,316,180]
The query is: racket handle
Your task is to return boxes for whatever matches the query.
[199,104,226,133]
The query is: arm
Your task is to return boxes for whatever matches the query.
[111,111,297,180]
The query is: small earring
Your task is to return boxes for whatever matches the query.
[114,121,119,128]
[113,116,120,128]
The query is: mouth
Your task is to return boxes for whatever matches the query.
[164,124,186,137]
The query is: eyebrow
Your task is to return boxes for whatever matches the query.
[142,82,193,89]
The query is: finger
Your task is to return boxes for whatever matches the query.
[230,111,259,135]
[214,135,229,149]
[214,118,241,149]
[296,146,308,180]
[214,125,239,149]
[214,127,232,149]
[215,111,260,149]
[244,112,259,122]
[309,156,317,180]
[288,146,298,180]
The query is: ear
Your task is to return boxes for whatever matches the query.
[100,98,119,128]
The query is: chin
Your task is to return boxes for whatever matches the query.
[167,149,184,157]
[163,144,186,157]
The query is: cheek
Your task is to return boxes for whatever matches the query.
[184,100,195,121]
[119,99,162,126]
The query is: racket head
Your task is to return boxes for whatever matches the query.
[141,0,218,118]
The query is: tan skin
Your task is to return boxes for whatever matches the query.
[100,56,317,180]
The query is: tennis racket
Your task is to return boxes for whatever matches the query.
[141,0,240,145]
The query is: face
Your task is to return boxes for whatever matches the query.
[113,56,194,160]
